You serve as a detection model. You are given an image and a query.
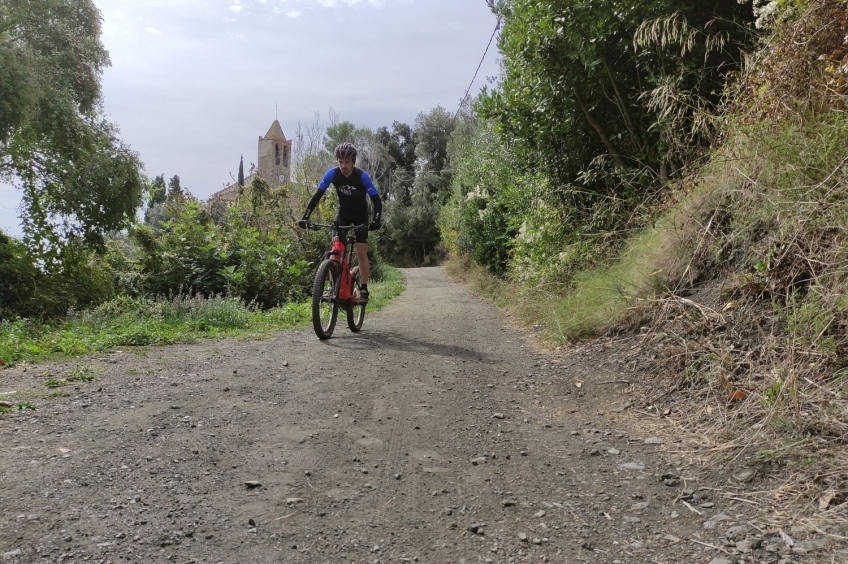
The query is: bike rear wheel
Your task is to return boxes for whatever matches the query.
[312,259,339,339]
[346,266,365,332]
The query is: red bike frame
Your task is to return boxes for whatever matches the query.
[327,235,357,304]
[315,223,366,306]
[307,222,368,339]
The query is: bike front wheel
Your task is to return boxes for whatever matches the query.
[346,266,365,332]
[312,259,339,339]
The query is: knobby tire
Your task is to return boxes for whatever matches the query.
[312,259,339,339]
[347,266,365,332]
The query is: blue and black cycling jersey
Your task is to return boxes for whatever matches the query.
[305,167,382,225]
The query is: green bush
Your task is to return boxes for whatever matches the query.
[0,232,41,320]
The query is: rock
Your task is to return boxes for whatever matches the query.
[3,550,22,558]
[733,470,756,483]
[793,540,826,553]
[619,462,645,471]
[724,525,748,540]
[644,437,664,445]
[707,559,732,564]
[764,542,782,552]
[244,481,261,489]
[736,539,753,553]
[710,513,730,522]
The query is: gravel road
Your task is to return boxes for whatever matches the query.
[0,267,835,563]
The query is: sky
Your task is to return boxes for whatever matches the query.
[0,0,502,238]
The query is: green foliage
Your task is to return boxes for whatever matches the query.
[45,377,66,389]
[132,199,226,298]
[1,0,145,262]
[380,189,442,266]
[478,0,755,248]
[148,174,167,206]
[0,231,118,321]
[0,401,36,414]
[0,266,404,367]
[0,0,108,141]
[413,106,455,203]
[167,175,184,199]
[219,200,310,308]
[130,180,318,308]
[144,174,167,226]
[375,121,417,202]
[324,120,357,153]
[441,120,526,276]
[0,231,41,319]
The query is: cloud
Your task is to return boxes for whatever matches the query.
[144,27,161,35]
[229,4,244,13]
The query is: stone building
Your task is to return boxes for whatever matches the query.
[211,119,293,204]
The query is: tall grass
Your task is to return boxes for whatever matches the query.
[0,266,405,367]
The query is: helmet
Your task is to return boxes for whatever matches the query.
[334,142,357,163]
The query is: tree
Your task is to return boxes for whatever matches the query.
[148,174,166,206]
[238,155,245,187]
[480,0,755,205]
[144,174,167,225]
[168,175,184,199]
[375,121,417,203]
[324,120,357,154]
[0,0,145,262]
[413,107,455,203]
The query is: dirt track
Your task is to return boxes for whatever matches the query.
[0,267,837,563]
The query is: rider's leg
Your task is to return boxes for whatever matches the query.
[355,242,370,284]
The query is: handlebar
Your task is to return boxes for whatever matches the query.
[305,222,368,233]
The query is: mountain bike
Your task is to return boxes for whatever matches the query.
[305,222,367,339]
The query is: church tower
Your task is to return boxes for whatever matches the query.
[257,120,292,184]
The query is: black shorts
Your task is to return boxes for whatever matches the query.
[334,213,369,244]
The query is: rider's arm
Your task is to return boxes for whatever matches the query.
[362,171,383,224]
[303,169,335,220]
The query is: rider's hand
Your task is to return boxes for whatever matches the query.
[369,221,382,232]
[297,218,309,229]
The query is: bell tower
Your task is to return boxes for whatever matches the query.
[257,120,292,184]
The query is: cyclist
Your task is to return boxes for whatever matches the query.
[298,142,383,304]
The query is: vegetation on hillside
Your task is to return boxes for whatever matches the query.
[445,0,848,535]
